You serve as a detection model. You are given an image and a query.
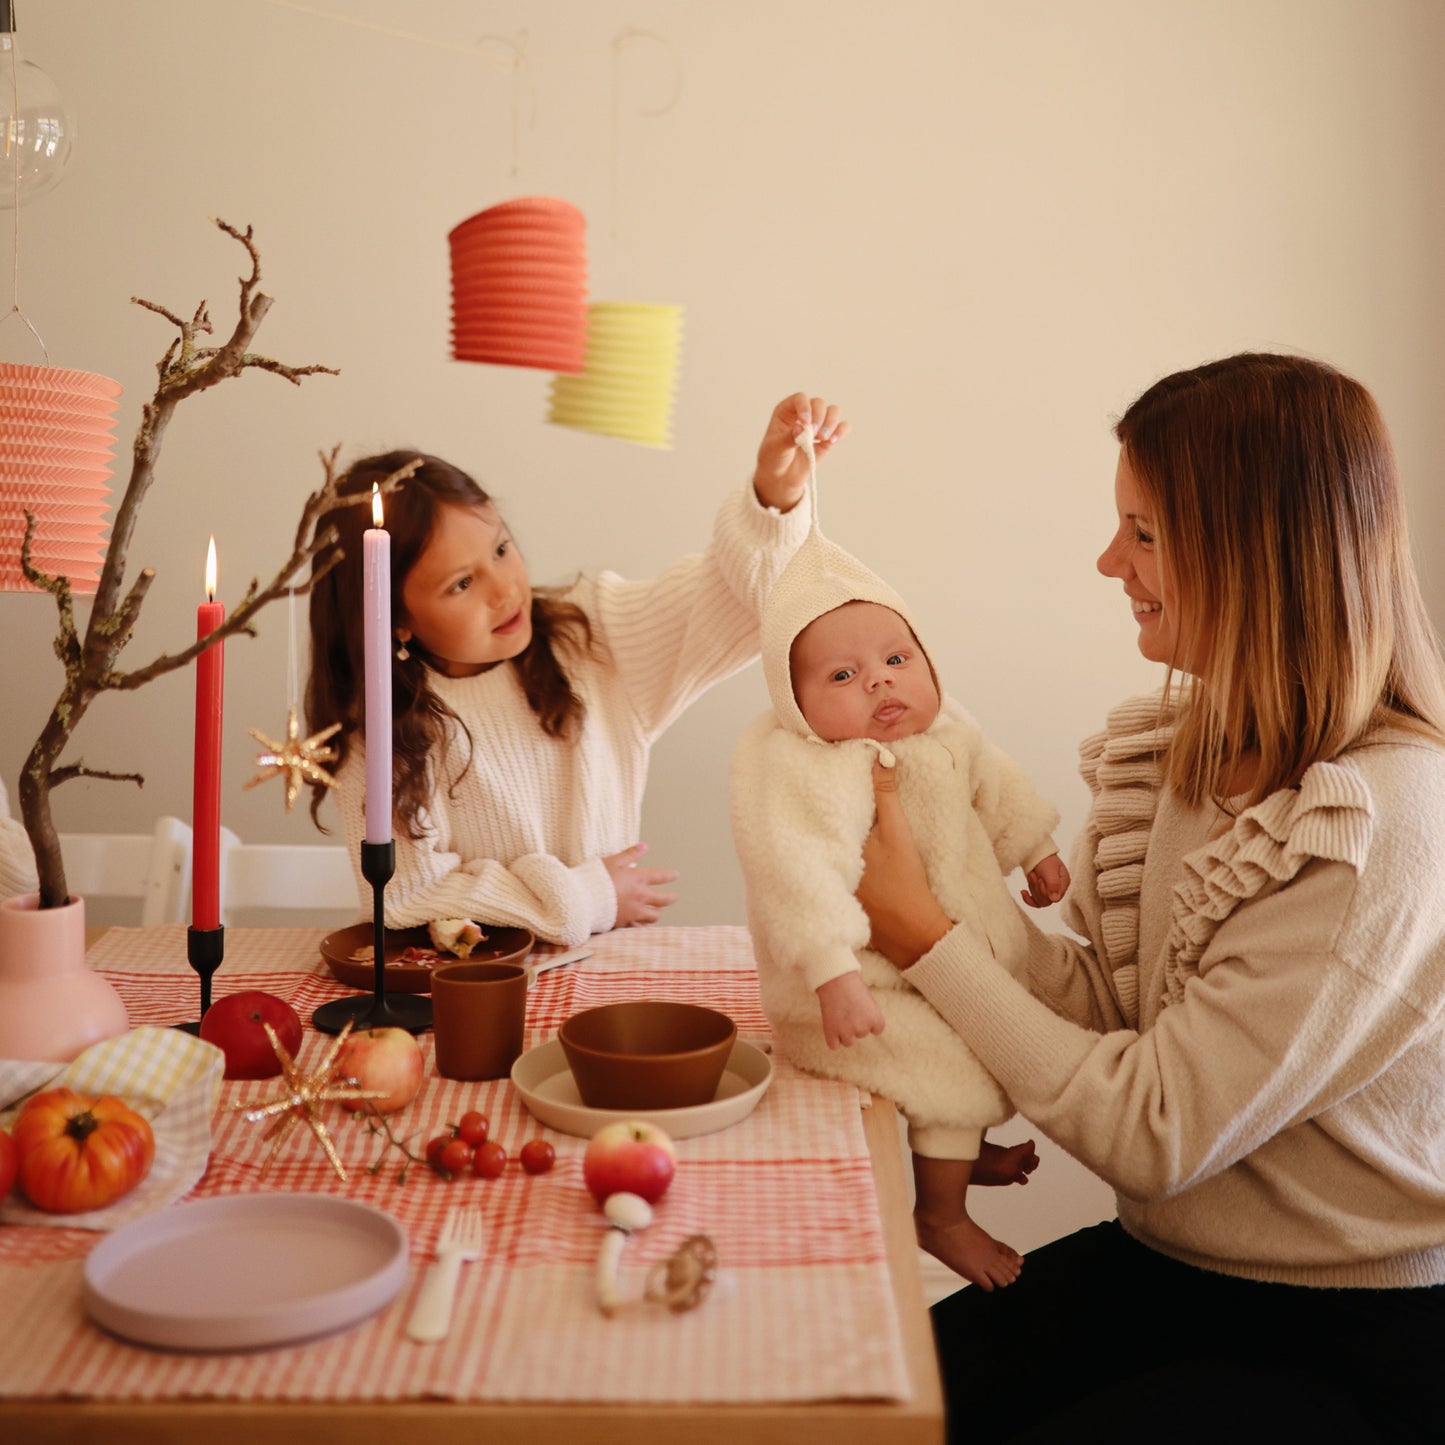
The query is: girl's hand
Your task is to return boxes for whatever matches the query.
[857,760,952,967]
[604,843,679,928]
[817,972,886,1049]
[752,392,850,513]
[1021,852,1070,908]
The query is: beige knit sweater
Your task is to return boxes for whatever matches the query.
[908,689,1445,1287]
[332,481,810,945]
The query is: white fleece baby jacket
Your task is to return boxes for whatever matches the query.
[729,526,1060,1158]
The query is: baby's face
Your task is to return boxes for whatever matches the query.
[790,601,940,744]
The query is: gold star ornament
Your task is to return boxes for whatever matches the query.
[229,1021,387,1181]
[244,705,341,811]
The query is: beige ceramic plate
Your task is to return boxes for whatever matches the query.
[319,922,534,995]
[511,1036,772,1140]
[83,1194,408,1351]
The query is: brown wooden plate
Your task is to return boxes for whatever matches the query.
[319,923,535,995]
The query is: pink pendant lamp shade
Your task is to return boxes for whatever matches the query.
[0,362,121,593]
[448,196,589,374]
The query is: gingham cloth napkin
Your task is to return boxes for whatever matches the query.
[0,1025,224,1230]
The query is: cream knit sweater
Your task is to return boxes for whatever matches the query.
[908,690,1445,1287]
[331,481,810,945]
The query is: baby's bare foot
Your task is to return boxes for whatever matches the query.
[915,1210,1024,1291]
[972,1138,1040,1187]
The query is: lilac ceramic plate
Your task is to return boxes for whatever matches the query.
[83,1194,409,1351]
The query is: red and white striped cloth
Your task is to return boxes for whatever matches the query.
[0,925,910,1405]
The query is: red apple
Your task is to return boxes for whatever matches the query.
[331,1027,424,1114]
[582,1120,675,1205]
[199,990,304,1080]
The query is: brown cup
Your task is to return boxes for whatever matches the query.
[430,961,529,1081]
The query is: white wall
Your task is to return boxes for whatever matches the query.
[3,1,1441,1245]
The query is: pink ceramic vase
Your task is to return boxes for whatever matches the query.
[0,892,128,1062]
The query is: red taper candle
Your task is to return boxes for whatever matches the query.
[192,536,224,930]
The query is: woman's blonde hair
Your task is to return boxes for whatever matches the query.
[1115,352,1445,808]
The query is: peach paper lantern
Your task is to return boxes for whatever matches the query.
[546,302,684,450]
[0,362,121,593]
[448,196,589,374]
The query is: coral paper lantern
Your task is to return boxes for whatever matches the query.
[547,302,684,449]
[448,196,589,373]
[0,362,121,593]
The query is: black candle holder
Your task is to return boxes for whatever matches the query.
[312,840,431,1035]
[176,925,224,1035]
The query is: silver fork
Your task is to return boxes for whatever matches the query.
[406,1205,483,1343]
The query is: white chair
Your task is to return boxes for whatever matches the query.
[217,826,360,928]
[59,815,193,926]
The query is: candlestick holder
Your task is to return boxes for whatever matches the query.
[176,925,224,1035]
[312,840,431,1035]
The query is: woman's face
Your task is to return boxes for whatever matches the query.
[397,501,533,677]
[1097,450,1196,671]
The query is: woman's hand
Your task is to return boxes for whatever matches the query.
[603,843,679,927]
[752,392,849,513]
[857,760,952,967]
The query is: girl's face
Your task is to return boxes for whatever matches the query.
[397,501,533,676]
[1097,450,1196,671]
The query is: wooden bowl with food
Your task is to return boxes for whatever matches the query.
[319,920,535,994]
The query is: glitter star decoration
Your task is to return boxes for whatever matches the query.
[229,1021,387,1181]
[244,704,342,812]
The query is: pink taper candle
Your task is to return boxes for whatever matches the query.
[192,537,224,930]
[363,484,393,844]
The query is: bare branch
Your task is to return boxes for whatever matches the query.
[48,765,145,790]
[19,222,340,908]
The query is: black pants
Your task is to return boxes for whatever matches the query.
[929,1220,1445,1443]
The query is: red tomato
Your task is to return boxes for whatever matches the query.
[456,1111,489,1147]
[11,1088,155,1214]
[472,1140,507,1179]
[425,1135,451,1172]
[519,1138,555,1175]
[437,1138,472,1178]
[0,1127,17,1203]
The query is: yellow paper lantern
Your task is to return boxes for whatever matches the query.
[546,302,684,449]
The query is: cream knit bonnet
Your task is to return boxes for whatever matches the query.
[760,430,938,754]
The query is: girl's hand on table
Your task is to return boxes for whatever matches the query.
[752,392,849,513]
[857,759,952,967]
[604,843,679,927]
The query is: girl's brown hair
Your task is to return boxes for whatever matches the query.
[305,451,593,835]
[1115,352,1445,808]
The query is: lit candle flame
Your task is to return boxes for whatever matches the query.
[371,483,383,528]
[205,535,218,602]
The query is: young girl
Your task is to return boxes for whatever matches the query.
[305,393,847,945]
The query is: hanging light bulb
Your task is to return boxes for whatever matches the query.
[0,1,74,209]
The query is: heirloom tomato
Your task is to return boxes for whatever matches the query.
[11,1088,156,1214]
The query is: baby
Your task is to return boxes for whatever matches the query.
[730,523,1067,1288]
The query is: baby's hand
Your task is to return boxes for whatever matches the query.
[817,972,885,1049]
[1020,852,1069,908]
[603,843,679,928]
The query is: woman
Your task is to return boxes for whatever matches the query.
[858,353,1445,1442]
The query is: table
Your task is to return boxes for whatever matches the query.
[0,925,944,1444]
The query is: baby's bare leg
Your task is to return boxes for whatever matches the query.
[912,1153,1023,1291]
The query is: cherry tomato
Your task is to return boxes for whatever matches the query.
[437,1137,473,1177]
[425,1135,453,1172]
[0,1126,17,1203]
[10,1088,155,1214]
[519,1138,555,1175]
[472,1140,507,1179]
[456,1111,490,1147]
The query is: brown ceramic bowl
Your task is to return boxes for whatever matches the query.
[558,1001,737,1111]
